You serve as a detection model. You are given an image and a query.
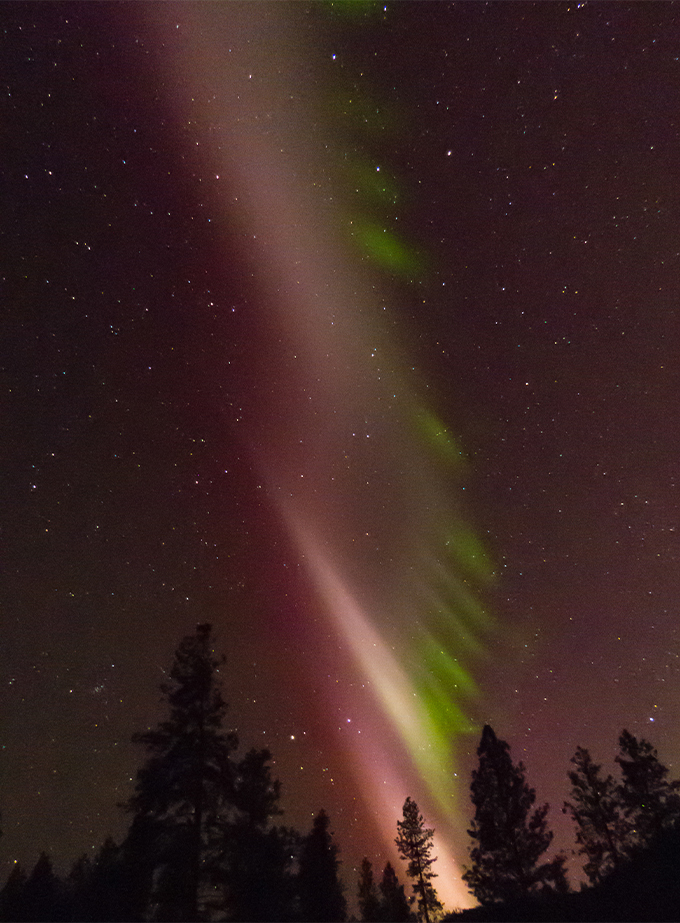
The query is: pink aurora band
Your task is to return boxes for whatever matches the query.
[140,4,493,908]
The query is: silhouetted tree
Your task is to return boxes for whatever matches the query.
[464,725,567,905]
[232,747,283,827]
[379,861,413,922]
[116,815,172,921]
[124,623,238,920]
[63,853,92,922]
[395,797,441,923]
[563,745,631,884]
[21,853,64,922]
[358,857,382,922]
[0,863,27,922]
[616,729,680,848]
[85,834,153,922]
[227,824,298,922]
[216,748,296,921]
[582,821,680,922]
[64,839,134,922]
[297,809,346,922]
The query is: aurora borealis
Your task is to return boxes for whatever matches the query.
[139,6,493,904]
[3,1,680,913]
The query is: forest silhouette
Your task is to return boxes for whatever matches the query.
[2,624,679,922]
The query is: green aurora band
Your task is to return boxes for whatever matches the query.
[144,2,495,907]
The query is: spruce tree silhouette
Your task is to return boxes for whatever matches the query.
[124,623,238,920]
[297,809,346,922]
[0,863,28,922]
[357,857,382,923]
[395,797,441,923]
[379,861,413,922]
[21,853,63,922]
[216,747,296,921]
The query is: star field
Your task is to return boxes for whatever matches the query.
[2,1,680,911]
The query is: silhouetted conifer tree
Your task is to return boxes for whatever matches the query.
[223,824,298,922]
[464,725,567,905]
[232,747,283,827]
[124,623,238,920]
[117,815,171,921]
[65,849,133,923]
[563,744,631,884]
[65,844,107,922]
[395,797,441,923]
[64,853,92,922]
[216,748,296,921]
[358,857,382,922]
[584,822,680,922]
[22,853,63,922]
[379,861,413,922]
[0,863,27,922]
[75,835,150,922]
[616,729,680,847]
[297,809,346,922]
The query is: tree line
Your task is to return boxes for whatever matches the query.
[2,624,679,921]
[451,723,680,921]
[0,625,430,922]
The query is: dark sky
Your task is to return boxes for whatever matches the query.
[2,1,680,910]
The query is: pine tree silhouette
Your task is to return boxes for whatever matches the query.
[563,744,631,884]
[616,729,680,847]
[464,725,567,904]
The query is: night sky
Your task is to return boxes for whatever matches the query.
[3,1,680,912]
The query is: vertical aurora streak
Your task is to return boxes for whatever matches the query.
[143,3,493,907]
